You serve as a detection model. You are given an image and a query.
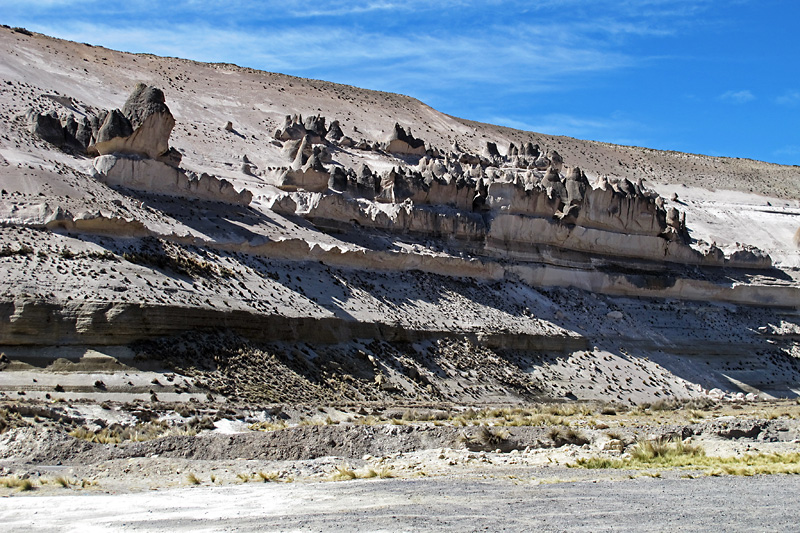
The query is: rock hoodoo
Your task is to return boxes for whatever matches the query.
[384,123,426,155]
[89,83,177,163]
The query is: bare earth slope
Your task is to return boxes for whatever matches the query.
[0,25,798,407]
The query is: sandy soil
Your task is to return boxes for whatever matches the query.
[3,474,800,532]
[2,399,800,531]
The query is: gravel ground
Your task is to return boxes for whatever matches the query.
[3,401,800,531]
[2,474,799,532]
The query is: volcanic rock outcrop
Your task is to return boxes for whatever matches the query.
[384,123,426,155]
[89,83,178,165]
[92,156,252,206]
[70,84,252,205]
[268,138,763,267]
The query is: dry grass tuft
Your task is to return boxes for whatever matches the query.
[257,471,280,482]
[548,427,590,447]
[630,437,705,462]
[249,420,288,432]
[458,426,510,451]
[69,421,196,444]
[568,438,800,476]
[1,476,34,491]
[330,464,358,481]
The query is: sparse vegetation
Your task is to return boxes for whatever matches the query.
[571,436,800,477]
[1,476,34,491]
[249,420,288,431]
[122,240,233,279]
[459,426,511,451]
[548,427,590,447]
[377,468,395,479]
[186,473,202,485]
[330,464,357,481]
[0,244,33,257]
[629,437,704,463]
[327,464,393,482]
[86,250,117,261]
[0,407,25,433]
[69,421,198,443]
[257,471,279,482]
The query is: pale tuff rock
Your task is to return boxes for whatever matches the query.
[2,28,798,417]
[275,113,353,148]
[297,192,486,241]
[303,115,328,138]
[90,84,176,161]
[274,114,308,142]
[92,155,252,206]
[122,83,171,131]
[384,123,426,155]
[327,166,349,194]
[82,84,252,204]
[261,126,769,267]
[283,136,312,164]
[534,152,551,170]
[547,150,564,172]
[25,108,93,153]
[283,135,332,166]
[325,120,345,142]
[315,162,380,199]
[263,194,298,215]
[26,109,65,146]
[44,209,150,236]
[484,141,501,159]
[729,245,772,266]
[523,142,540,158]
[489,214,731,267]
[95,109,133,144]
[564,166,589,205]
[268,144,330,192]
[374,167,474,210]
[27,83,182,164]
[355,163,380,198]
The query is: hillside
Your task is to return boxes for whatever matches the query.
[0,24,798,410]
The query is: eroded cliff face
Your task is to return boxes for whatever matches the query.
[0,27,798,404]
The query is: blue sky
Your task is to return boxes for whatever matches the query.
[3,0,799,165]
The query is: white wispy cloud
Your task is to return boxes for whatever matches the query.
[29,19,633,95]
[776,90,800,107]
[719,90,755,104]
[7,0,731,154]
[488,112,648,144]
[774,145,800,156]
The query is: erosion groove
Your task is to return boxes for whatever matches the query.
[0,299,587,351]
